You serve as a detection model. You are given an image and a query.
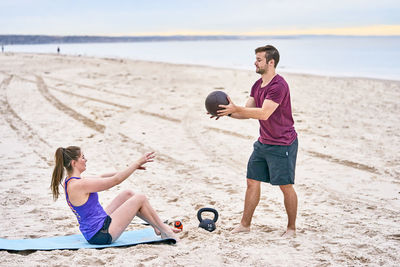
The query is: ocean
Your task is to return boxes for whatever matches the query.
[4,36,400,81]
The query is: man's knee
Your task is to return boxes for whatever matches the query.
[246,178,261,189]
[279,184,295,194]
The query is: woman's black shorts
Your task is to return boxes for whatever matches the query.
[87,216,112,245]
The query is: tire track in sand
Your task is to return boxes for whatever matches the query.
[35,75,106,133]
[306,150,379,174]
[0,75,51,165]
[10,74,130,110]
[43,76,137,99]
[182,112,244,173]
[194,121,380,175]
[102,98,194,171]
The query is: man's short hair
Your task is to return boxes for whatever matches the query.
[255,45,280,68]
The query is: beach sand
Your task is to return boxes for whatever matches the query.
[0,53,399,266]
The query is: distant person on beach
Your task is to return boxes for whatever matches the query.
[216,45,298,237]
[57,46,60,54]
[50,146,180,245]
[1,45,4,53]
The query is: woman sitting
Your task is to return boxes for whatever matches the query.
[50,146,180,245]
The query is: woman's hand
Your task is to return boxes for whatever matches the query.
[136,152,156,170]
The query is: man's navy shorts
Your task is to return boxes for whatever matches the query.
[247,138,298,185]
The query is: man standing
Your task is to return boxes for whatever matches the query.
[217,45,298,237]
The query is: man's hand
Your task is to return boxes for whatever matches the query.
[217,96,237,117]
[207,112,221,120]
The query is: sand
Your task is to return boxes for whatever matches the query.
[0,52,399,266]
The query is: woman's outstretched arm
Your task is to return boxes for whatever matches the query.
[84,172,117,178]
[100,172,118,178]
[78,152,155,193]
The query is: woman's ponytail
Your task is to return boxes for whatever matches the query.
[50,146,81,201]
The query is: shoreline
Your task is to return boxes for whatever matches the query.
[6,51,400,83]
[0,53,399,266]
[6,37,400,81]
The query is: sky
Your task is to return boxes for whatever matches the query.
[1,0,400,36]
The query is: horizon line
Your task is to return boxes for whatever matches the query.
[1,33,400,38]
[2,24,400,38]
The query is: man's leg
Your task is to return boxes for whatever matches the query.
[232,178,261,233]
[279,184,297,237]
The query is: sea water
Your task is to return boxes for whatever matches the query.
[4,36,400,80]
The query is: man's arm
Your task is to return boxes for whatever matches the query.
[229,97,256,119]
[219,97,279,120]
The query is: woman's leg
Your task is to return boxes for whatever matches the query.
[104,190,134,214]
[107,193,179,242]
[105,190,180,235]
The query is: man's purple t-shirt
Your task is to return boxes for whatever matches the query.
[250,74,297,146]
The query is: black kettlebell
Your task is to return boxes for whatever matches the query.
[197,208,219,232]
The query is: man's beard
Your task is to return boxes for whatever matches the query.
[256,67,265,74]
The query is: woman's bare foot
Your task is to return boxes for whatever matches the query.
[153,227,161,236]
[160,228,180,242]
[156,223,179,242]
[153,224,181,236]
[231,223,250,233]
[171,226,182,233]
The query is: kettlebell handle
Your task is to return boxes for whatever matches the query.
[197,208,218,223]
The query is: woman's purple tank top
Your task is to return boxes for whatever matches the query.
[64,177,108,240]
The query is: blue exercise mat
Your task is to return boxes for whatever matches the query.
[0,228,176,251]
